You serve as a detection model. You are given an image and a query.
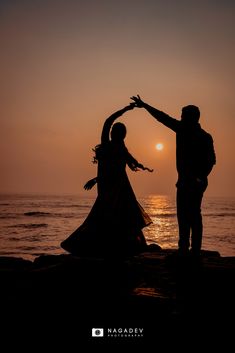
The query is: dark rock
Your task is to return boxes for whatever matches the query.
[145,243,162,252]
[33,253,74,268]
[0,256,33,270]
[0,249,234,346]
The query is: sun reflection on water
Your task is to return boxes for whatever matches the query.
[140,195,178,249]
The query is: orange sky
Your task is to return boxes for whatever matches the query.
[0,0,234,197]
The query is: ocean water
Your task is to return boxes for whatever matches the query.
[0,193,234,260]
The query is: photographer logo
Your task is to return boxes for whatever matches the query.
[91,327,144,338]
[92,328,104,337]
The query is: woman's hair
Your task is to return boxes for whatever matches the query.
[92,122,127,164]
[92,144,102,164]
[110,122,126,141]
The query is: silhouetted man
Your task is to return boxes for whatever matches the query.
[131,95,216,256]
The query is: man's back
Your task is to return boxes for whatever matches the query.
[176,122,216,184]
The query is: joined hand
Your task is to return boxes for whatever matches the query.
[130,94,144,107]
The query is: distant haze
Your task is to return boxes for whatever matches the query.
[1,0,234,197]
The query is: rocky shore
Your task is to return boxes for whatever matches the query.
[0,246,234,347]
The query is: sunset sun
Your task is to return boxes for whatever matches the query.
[155,143,164,151]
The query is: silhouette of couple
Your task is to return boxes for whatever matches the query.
[61,95,216,258]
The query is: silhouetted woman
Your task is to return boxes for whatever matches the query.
[61,103,153,257]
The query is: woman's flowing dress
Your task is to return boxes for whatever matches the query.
[61,110,152,257]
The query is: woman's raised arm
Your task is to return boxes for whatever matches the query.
[101,103,135,144]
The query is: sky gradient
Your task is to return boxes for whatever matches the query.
[1,0,234,197]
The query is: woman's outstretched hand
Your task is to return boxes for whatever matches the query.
[130,94,144,107]
[143,167,154,173]
[124,102,136,111]
[137,163,154,173]
[84,178,97,190]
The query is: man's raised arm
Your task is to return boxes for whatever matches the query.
[130,95,179,132]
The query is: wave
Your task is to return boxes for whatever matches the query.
[66,204,92,208]
[3,211,234,222]
[24,212,51,217]
[0,214,18,219]
[8,223,48,229]
[204,213,235,217]
[150,212,235,218]
[148,213,176,218]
